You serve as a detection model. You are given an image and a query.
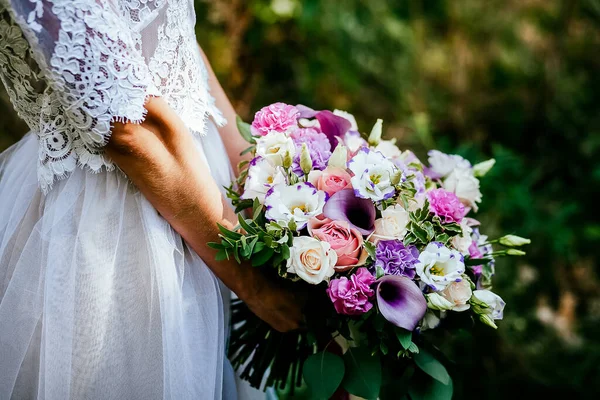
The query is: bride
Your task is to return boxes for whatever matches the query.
[0,0,301,399]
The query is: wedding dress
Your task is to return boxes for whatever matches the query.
[0,0,255,398]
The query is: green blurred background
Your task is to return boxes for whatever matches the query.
[2,0,599,398]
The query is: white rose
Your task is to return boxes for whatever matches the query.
[255,131,296,166]
[333,109,359,131]
[374,139,402,160]
[473,290,505,320]
[443,168,482,211]
[427,150,471,178]
[287,236,337,284]
[372,204,409,242]
[241,158,287,203]
[416,242,465,291]
[441,279,472,312]
[264,183,326,230]
[348,148,398,202]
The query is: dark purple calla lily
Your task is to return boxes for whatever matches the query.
[296,105,352,150]
[375,276,427,331]
[323,189,375,236]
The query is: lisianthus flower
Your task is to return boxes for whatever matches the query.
[443,167,482,212]
[287,236,337,284]
[426,150,471,179]
[427,188,467,224]
[348,148,398,202]
[327,268,375,315]
[251,102,300,136]
[441,279,472,312]
[373,139,402,160]
[472,290,505,328]
[416,242,465,291]
[241,157,286,203]
[255,131,296,166]
[374,240,419,279]
[342,130,368,154]
[290,128,331,173]
[264,183,327,230]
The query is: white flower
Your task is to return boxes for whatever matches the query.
[255,131,296,166]
[428,150,471,178]
[420,310,444,331]
[443,168,482,212]
[264,183,327,230]
[473,159,496,177]
[416,242,465,291]
[328,144,349,169]
[426,293,454,311]
[333,109,359,131]
[348,148,398,201]
[367,119,383,146]
[372,204,409,242]
[343,131,367,153]
[451,219,473,254]
[472,290,505,321]
[373,139,402,160]
[287,236,337,284]
[441,279,472,312]
[241,158,286,203]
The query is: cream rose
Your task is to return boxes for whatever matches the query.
[441,279,472,312]
[287,236,337,284]
[371,205,410,242]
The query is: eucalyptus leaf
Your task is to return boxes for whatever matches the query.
[341,347,382,399]
[302,352,345,400]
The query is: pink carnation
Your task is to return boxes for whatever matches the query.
[251,102,300,136]
[427,188,466,224]
[327,268,376,315]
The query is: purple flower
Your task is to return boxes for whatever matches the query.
[327,267,376,315]
[427,188,466,224]
[290,128,332,173]
[375,276,427,331]
[251,103,300,136]
[296,105,351,150]
[323,188,376,236]
[375,240,419,279]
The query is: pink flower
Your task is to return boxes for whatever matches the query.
[327,268,376,315]
[468,240,483,275]
[309,167,352,197]
[427,188,466,224]
[251,103,300,136]
[308,217,365,271]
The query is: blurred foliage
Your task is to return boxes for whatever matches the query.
[1,0,599,397]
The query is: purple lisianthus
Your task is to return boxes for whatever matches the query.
[327,267,376,315]
[427,188,466,224]
[290,128,332,173]
[375,240,419,279]
[251,103,300,136]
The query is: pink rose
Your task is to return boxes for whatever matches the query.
[308,217,365,271]
[308,167,352,197]
[327,268,376,315]
[427,188,466,224]
[251,102,300,136]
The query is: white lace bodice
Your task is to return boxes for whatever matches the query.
[0,0,225,192]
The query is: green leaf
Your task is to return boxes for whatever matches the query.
[364,241,377,260]
[443,223,462,233]
[408,343,419,354]
[217,224,243,240]
[253,241,266,254]
[240,145,255,156]
[423,221,435,241]
[408,373,453,400]
[414,350,450,385]
[435,233,451,244]
[207,242,225,250]
[236,115,255,144]
[215,249,229,261]
[396,328,412,350]
[303,352,345,399]
[237,214,257,235]
[252,198,263,220]
[280,244,291,260]
[252,247,274,267]
[410,223,429,243]
[341,347,382,399]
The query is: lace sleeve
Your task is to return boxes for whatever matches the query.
[0,0,154,191]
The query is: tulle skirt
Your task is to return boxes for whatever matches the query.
[0,122,243,399]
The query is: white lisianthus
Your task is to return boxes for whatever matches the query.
[451,218,474,254]
[367,119,383,146]
[328,144,349,169]
[472,290,505,328]
[287,236,337,284]
[427,150,471,178]
[255,131,296,166]
[441,279,473,312]
[264,183,327,230]
[333,109,359,131]
[426,293,454,311]
[443,168,483,212]
[343,131,368,153]
[420,310,444,331]
[348,148,398,201]
[473,159,496,177]
[371,204,410,242]
[374,139,402,160]
[416,242,465,291]
[241,158,287,203]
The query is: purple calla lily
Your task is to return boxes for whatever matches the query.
[296,105,352,150]
[323,189,376,236]
[375,275,427,331]
[296,104,319,119]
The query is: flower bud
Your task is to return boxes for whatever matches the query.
[368,119,383,146]
[283,150,293,169]
[426,293,454,311]
[479,313,498,329]
[300,143,313,175]
[506,249,526,256]
[498,235,531,247]
[473,159,496,177]
[328,144,348,169]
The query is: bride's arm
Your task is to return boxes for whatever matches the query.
[198,46,252,176]
[106,97,301,332]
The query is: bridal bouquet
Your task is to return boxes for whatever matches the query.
[211,103,529,399]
